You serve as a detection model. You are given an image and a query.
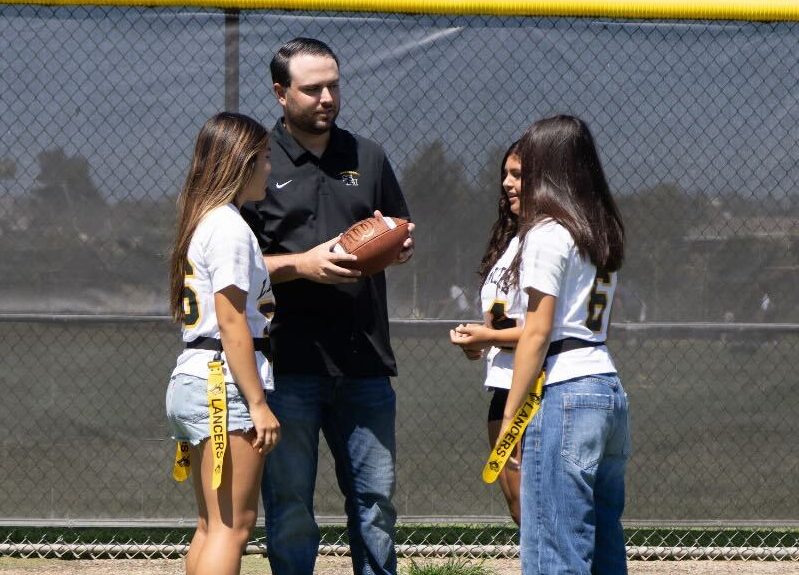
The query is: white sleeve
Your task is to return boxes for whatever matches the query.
[519,223,571,297]
[203,220,252,294]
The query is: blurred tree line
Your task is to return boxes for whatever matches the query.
[391,141,799,323]
[0,148,173,313]
[1,144,797,321]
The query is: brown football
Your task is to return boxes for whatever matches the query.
[332,216,410,276]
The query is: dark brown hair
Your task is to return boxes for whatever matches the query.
[477,141,521,284]
[270,37,339,87]
[510,115,624,283]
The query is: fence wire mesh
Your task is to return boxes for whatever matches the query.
[1,4,798,561]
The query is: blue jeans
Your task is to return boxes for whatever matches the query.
[262,374,397,575]
[520,373,630,575]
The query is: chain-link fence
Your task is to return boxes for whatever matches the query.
[1,4,798,561]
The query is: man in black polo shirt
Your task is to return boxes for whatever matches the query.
[241,38,413,575]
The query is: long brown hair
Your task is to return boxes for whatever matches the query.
[169,112,268,321]
[477,141,520,284]
[510,115,624,284]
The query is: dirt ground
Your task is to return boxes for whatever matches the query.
[1,556,798,574]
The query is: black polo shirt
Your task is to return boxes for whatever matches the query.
[241,120,410,377]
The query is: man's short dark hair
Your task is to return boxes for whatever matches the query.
[270,37,339,87]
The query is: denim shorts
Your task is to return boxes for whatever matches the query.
[165,372,260,445]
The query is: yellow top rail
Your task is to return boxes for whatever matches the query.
[3,0,799,21]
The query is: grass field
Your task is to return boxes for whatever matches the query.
[1,320,797,548]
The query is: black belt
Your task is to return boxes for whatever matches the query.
[546,337,605,358]
[186,336,272,361]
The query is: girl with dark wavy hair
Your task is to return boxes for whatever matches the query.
[504,115,629,574]
[450,140,525,524]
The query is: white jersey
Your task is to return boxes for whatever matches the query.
[480,236,526,390]
[171,204,275,390]
[519,220,617,386]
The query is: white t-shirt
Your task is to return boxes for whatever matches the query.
[519,220,617,385]
[171,204,275,390]
[480,236,526,390]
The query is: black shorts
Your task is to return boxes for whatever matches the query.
[487,388,509,422]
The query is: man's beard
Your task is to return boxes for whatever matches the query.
[286,105,338,135]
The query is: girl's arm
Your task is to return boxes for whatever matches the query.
[215,285,280,454]
[450,323,523,350]
[501,289,556,424]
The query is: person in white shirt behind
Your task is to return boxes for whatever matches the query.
[166,112,281,575]
[450,140,525,525]
[503,115,630,575]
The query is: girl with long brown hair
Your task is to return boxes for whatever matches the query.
[504,115,629,574]
[166,112,280,575]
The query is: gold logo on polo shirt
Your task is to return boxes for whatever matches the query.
[339,170,359,186]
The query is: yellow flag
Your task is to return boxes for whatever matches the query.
[172,441,191,482]
[206,359,227,490]
[482,371,545,484]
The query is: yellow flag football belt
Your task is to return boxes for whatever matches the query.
[480,337,608,482]
[172,355,228,489]
[482,371,545,484]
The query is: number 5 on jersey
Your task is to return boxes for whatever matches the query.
[182,260,200,328]
[586,270,612,332]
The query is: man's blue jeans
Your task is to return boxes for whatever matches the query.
[520,373,631,575]
[262,374,397,575]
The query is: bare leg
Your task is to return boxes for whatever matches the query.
[488,419,521,526]
[185,457,208,575]
[186,431,265,575]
